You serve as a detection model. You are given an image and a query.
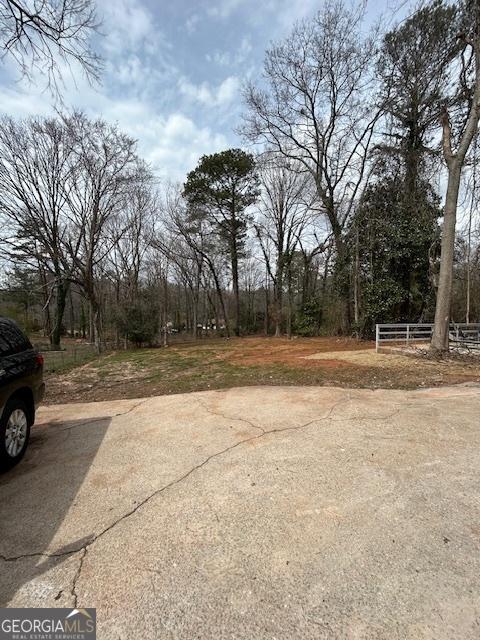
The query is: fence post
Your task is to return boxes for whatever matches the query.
[375,324,379,353]
[406,324,410,346]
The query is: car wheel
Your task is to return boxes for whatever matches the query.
[0,400,31,472]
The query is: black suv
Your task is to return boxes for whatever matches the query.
[0,318,45,471]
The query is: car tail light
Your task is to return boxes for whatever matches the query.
[35,353,44,367]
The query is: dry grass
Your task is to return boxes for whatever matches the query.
[44,336,480,405]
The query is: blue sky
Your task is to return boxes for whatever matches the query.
[0,0,405,182]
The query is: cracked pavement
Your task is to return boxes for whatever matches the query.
[1,385,480,639]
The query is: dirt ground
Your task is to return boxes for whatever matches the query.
[44,336,480,405]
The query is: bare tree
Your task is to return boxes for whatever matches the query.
[160,183,232,337]
[109,178,157,297]
[0,115,75,348]
[431,1,480,353]
[107,178,157,346]
[255,154,311,336]
[62,112,140,351]
[0,0,101,93]
[242,2,382,332]
[155,233,204,338]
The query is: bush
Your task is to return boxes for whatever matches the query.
[117,297,159,346]
[294,299,322,336]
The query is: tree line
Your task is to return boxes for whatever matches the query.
[0,0,479,354]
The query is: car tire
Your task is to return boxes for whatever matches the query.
[0,399,31,473]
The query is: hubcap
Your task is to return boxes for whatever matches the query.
[5,409,27,457]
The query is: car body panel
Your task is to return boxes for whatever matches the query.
[0,318,44,424]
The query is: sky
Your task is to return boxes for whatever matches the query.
[0,0,405,183]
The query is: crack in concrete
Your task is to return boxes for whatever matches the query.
[0,394,402,604]
[196,399,266,434]
[71,548,87,607]
[0,545,89,563]
[57,398,150,433]
[329,406,404,423]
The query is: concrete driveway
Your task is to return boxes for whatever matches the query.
[1,385,479,639]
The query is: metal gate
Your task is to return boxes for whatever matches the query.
[375,323,480,353]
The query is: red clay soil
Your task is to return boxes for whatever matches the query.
[223,336,373,367]
[43,335,480,405]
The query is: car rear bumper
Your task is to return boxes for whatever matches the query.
[34,381,45,408]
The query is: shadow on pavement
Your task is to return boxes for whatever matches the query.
[0,415,110,605]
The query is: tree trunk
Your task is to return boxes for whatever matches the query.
[286,267,293,339]
[431,29,480,352]
[84,278,102,353]
[353,223,360,331]
[206,288,218,334]
[88,300,95,344]
[192,297,198,339]
[231,240,240,336]
[466,212,471,325]
[91,299,103,354]
[431,168,462,352]
[80,303,86,339]
[115,280,121,349]
[322,193,351,334]
[274,262,283,337]
[213,294,220,334]
[163,276,169,347]
[264,285,269,336]
[209,264,230,337]
[39,265,52,339]
[69,288,75,338]
[51,279,68,350]
[334,236,351,334]
[466,149,476,324]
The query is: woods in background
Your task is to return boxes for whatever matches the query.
[0,0,479,352]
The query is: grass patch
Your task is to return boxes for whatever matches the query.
[44,336,480,405]
[42,349,98,374]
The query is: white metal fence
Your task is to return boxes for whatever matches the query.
[375,323,480,352]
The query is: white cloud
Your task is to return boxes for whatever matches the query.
[83,100,229,179]
[0,0,273,183]
[270,0,319,29]
[216,76,239,103]
[206,0,244,19]
[185,14,200,34]
[98,0,177,98]
[100,0,156,55]
[178,75,239,107]
[238,37,253,60]
[0,86,51,118]
[206,50,231,66]
[114,55,144,85]
[0,69,229,181]
[136,112,228,179]
[206,37,252,67]
[89,101,229,179]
